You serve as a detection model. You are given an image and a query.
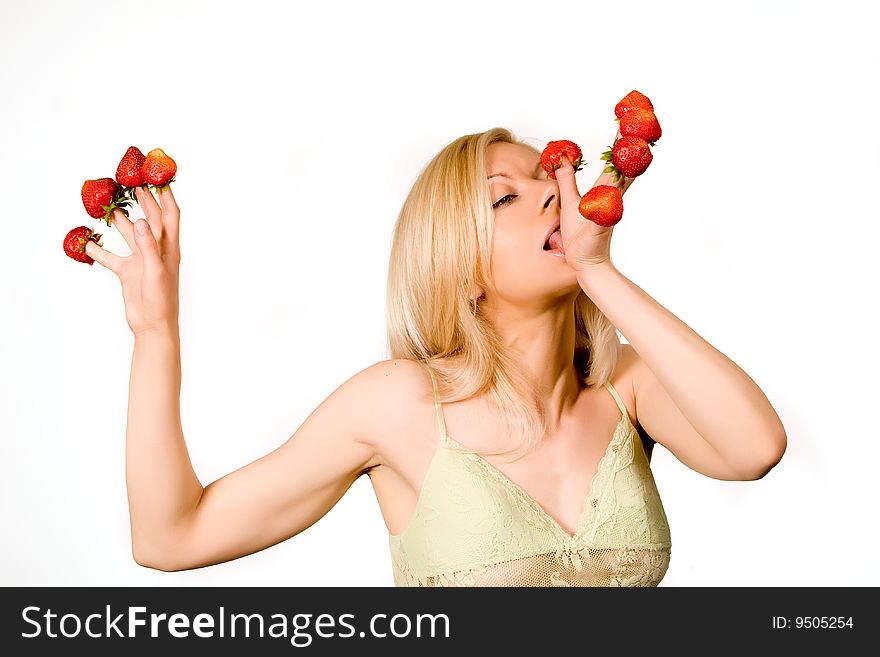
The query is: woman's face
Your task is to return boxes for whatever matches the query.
[483,141,580,308]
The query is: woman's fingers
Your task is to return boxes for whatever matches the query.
[132,218,165,276]
[83,216,166,276]
[110,208,136,250]
[134,185,163,241]
[85,241,123,274]
[157,185,180,248]
[555,155,589,243]
[554,155,581,209]
[134,184,180,260]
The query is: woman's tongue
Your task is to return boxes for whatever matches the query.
[547,229,564,253]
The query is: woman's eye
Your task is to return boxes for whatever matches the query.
[492,194,516,209]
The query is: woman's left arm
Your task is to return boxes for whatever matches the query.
[579,263,787,480]
[554,129,786,480]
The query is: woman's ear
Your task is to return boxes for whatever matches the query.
[468,284,484,301]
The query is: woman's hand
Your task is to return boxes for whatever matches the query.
[554,128,635,276]
[85,185,181,337]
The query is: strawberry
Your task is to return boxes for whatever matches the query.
[115,146,146,187]
[614,90,654,119]
[601,135,653,182]
[63,226,103,265]
[81,178,132,226]
[578,185,623,227]
[540,140,584,180]
[618,108,662,145]
[141,148,177,188]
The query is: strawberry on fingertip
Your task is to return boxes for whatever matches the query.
[614,90,654,118]
[619,108,661,145]
[142,148,177,189]
[116,146,146,188]
[603,135,653,181]
[63,226,103,265]
[540,140,584,179]
[81,178,132,227]
[578,185,623,228]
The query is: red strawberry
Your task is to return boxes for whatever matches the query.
[141,148,177,188]
[540,140,584,180]
[578,185,623,227]
[116,146,146,187]
[81,178,132,226]
[614,90,654,119]
[601,135,653,182]
[63,226,103,265]
[618,108,662,145]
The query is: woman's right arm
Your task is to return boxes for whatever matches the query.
[130,325,387,572]
[87,184,393,572]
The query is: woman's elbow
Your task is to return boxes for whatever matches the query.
[746,433,787,480]
[132,543,187,572]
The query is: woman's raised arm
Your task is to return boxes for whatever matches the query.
[87,185,391,572]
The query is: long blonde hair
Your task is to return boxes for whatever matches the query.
[385,127,621,459]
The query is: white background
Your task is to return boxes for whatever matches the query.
[1,0,878,586]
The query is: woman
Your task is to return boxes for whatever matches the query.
[85,127,787,587]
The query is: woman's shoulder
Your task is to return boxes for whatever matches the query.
[352,358,432,395]
[611,343,651,443]
[345,357,429,386]
[608,342,642,426]
[346,358,434,454]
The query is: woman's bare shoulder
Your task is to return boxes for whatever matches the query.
[352,358,430,398]
[346,358,432,465]
[609,343,641,428]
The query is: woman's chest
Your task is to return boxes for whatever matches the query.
[371,384,642,539]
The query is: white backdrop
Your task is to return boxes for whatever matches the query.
[1,0,877,586]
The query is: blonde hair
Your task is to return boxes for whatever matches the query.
[385,127,621,459]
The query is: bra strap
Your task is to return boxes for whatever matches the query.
[425,364,450,445]
[602,381,629,423]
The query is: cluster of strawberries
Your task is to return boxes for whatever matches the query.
[63,147,178,265]
[539,90,661,228]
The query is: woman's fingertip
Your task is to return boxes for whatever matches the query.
[136,220,147,235]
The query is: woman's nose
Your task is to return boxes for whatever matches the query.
[539,183,557,211]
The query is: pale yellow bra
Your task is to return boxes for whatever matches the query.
[388,366,672,587]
